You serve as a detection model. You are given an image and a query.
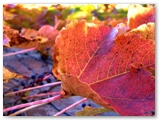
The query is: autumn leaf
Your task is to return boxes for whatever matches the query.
[3,26,33,47]
[36,25,59,56]
[115,23,129,37]
[128,22,155,40]
[127,4,155,29]
[38,25,59,42]
[3,9,15,20]
[76,106,110,116]
[3,34,10,47]
[105,18,127,28]
[3,24,59,52]
[53,20,155,116]
[20,28,38,40]
[3,67,24,82]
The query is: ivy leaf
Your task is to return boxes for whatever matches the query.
[76,106,110,116]
[53,20,155,116]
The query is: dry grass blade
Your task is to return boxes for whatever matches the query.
[3,47,36,57]
[3,94,62,113]
[5,82,61,96]
[9,103,46,116]
[53,98,88,116]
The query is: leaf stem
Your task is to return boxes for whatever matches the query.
[53,98,88,116]
[3,94,62,113]
[5,82,61,96]
[3,47,36,57]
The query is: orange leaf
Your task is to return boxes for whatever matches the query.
[127,4,155,29]
[3,67,24,82]
[20,28,38,40]
[53,20,155,116]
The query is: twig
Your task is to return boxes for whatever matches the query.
[9,103,46,116]
[43,74,53,80]
[3,94,62,113]
[53,98,88,116]
[3,47,36,57]
[22,92,61,99]
[5,82,61,96]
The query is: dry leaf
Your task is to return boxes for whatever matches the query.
[20,28,38,40]
[3,67,24,82]
[53,20,155,116]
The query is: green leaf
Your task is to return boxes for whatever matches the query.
[76,106,110,116]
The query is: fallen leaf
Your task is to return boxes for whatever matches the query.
[3,26,35,47]
[3,34,10,47]
[36,25,59,56]
[20,28,38,40]
[38,25,59,43]
[3,8,15,20]
[3,67,24,82]
[105,18,127,28]
[127,4,155,29]
[76,106,110,116]
[53,20,155,116]
[3,25,53,49]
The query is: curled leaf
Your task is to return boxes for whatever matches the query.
[20,28,38,40]
[38,25,59,43]
[36,25,59,56]
[3,26,32,47]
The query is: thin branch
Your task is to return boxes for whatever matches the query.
[5,82,61,96]
[3,47,36,57]
[3,94,62,113]
[9,103,46,116]
[22,92,61,99]
[43,74,53,81]
[53,98,88,116]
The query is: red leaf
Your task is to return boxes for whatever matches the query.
[53,20,155,116]
[127,4,155,29]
